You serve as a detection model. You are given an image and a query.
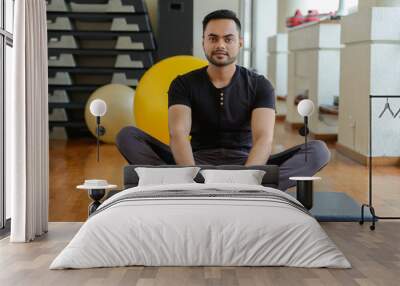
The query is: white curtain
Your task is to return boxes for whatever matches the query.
[7,0,49,242]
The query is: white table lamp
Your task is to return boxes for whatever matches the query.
[297,99,315,162]
[89,99,107,162]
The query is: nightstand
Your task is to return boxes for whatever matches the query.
[77,180,118,216]
[289,176,321,210]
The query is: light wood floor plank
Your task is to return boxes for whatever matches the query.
[3,222,398,286]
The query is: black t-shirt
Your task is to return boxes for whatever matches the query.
[168,65,275,151]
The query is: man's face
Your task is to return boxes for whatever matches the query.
[202,19,243,67]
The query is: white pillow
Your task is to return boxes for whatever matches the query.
[200,169,266,185]
[135,167,201,186]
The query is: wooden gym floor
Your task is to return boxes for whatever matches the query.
[1,120,399,285]
[49,120,400,221]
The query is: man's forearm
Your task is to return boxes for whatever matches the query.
[170,135,196,165]
[245,138,272,166]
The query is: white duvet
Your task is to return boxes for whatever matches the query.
[50,183,351,269]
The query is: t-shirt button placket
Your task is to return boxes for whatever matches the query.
[220,92,224,106]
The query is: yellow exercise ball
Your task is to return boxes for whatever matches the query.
[85,84,135,144]
[135,55,208,144]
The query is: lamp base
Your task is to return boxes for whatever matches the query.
[88,189,106,215]
[296,180,313,210]
[290,176,321,210]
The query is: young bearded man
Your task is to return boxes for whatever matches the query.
[116,10,330,190]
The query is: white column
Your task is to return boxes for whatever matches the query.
[338,7,400,162]
[267,34,288,117]
[286,20,341,130]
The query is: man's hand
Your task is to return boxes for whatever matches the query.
[168,105,196,165]
[245,108,275,166]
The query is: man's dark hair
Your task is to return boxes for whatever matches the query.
[202,9,241,33]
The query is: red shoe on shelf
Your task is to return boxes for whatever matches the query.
[286,9,305,28]
[304,10,321,23]
[305,10,335,23]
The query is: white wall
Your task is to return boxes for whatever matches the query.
[252,0,277,76]
[193,0,240,59]
[338,7,400,157]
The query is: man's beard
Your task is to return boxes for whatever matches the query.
[205,51,237,67]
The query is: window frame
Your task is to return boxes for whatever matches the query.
[0,0,13,232]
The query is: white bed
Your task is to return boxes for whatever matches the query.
[50,183,351,269]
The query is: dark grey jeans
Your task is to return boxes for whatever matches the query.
[115,126,331,190]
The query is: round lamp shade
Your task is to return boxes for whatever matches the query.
[297,99,315,117]
[89,99,107,117]
[134,55,208,144]
[84,84,135,144]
